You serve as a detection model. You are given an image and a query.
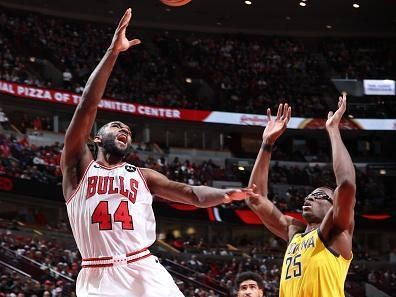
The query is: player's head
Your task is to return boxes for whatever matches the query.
[235,272,264,297]
[94,121,132,159]
[302,186,334,223]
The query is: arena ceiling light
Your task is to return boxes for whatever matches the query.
[353,3,360,8]
[244,1,252,5]
[326,25,332,29]
[299,2,307,7]
[185,78,192,83]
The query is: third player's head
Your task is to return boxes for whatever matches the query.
[235,272,264,297]
[302,187,334,224]
[94,121,132,160]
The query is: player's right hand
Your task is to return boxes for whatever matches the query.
[326,94,347,131]
[262,103,291,144]
[110,8,141,53]
[223,185,260,203]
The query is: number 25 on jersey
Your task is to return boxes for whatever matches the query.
[285,254,302,280]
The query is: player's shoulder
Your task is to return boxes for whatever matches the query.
[138,168,169,189]
[287,222,306,243]
[138,167,158,176]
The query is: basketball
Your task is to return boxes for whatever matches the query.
[160,0,192,7]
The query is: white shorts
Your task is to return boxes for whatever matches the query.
[76,254,185,297]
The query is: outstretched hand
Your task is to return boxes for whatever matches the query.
[223,185,260,203]
[110,8,141,53]
[262,103,291,144]
[326,94,347,131]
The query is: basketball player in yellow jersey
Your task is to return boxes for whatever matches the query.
[247,96,356,297]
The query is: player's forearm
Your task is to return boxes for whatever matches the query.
[248,137,273,199]
[191,186,228,208]
[79,48,119,110]
[328,128,356,186]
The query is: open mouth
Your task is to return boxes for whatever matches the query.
[116,134,128,144]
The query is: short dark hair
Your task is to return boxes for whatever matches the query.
[235,271,264,290]
[96,123,110,138]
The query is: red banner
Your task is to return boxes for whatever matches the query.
[0,81,211,122]
[2,80,396,130]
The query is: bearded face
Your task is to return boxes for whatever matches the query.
[96,122,133,159]
[101,132,132,157]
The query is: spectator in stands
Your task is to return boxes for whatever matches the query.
[235,271,265,297]
[62,69,72,89]
[0,108,9,130]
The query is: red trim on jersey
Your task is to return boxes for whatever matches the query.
[81,253,152,268]
[82,256,113,261]
[82,247,149,261]
[66,160,94,205]
[95,161,126,170]
[126,247,148,257]
[126,253,152,264]
[137,168,150,193]
[82,263,113,268]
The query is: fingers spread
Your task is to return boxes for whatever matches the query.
[287,106,291,122]
[129,39,141,47]
[267,108,271,121]
[282,103,288,120]
[118,8,132,29]
[341,95,347,110]
[229,191,249,200]
[276,104,283,120]
[335,94,347,115]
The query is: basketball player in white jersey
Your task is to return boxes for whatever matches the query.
[61,9,258,297]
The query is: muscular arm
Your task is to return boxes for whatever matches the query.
[319,95,356,259]
[61,49,119,168]
[141,168,228,207]
[141,168,255,208]
[327,128,356,231]
[247,105,305,242]
[247,140,304,242]
[61,9,140,199]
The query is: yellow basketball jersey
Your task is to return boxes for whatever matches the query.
[279,228,352,297]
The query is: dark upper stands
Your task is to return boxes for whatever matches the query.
[1,8,395,117]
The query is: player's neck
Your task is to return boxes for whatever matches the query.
[305,223,320,233]
[96,151,124,166]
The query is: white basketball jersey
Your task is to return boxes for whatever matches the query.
[66,161,156,258]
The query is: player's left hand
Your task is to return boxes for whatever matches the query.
[326,94,347,131]
[262,103,291,144]
[110,8,141,53]
[223,185,260,203]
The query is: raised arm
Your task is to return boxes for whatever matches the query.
[246,104,305,241]
[325,95,356,232]
[61,8,140,199]
[141,168,258,208]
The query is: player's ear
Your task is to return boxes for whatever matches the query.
[259,289,264,297]
[94,135,102,147]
